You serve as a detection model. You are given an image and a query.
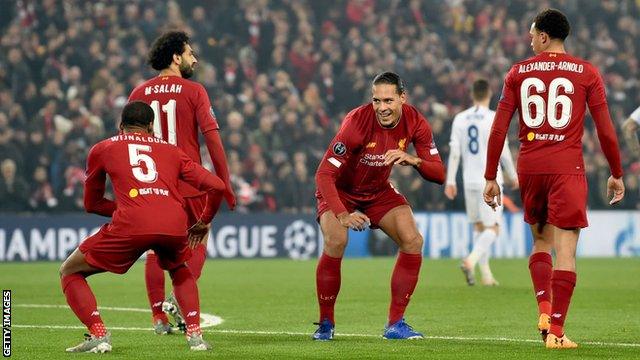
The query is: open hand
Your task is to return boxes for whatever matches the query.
[383,149,420,166]
[187,220,210,248]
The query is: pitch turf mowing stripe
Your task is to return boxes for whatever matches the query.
[13,324,640,348]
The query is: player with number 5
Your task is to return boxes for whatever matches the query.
[483,9,625,349]
[60,102,225,352]
[128,31,236,334]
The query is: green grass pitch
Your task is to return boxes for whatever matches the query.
[3,258,639,359]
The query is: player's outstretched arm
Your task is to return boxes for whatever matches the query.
[83,145,116,217]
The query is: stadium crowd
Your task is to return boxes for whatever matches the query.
[0,0,639,214]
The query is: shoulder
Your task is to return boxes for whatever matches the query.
[180,78,208,95]
[402,103,427,121]
[87,138,113,161]
[343,104,374,129]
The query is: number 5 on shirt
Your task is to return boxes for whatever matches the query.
[128,144,158,183]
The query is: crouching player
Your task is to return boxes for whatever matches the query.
[313,72,445,340]
[59,101,224,352]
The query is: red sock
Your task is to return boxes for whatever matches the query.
[549,270,577,337]
[528,252,552,315]
[186,243,207,281]
[145,252,167,322]
[388,252,422,325]
[316,253,342,324]
[170,265,200,336]
[61,274,107,337]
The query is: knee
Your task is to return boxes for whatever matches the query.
[59,262,69,278]
[322,233,348,256]
[401,233,423,254]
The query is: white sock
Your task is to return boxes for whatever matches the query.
[478,251,493,279]
[466,228,497,268]
[466,230,480,267]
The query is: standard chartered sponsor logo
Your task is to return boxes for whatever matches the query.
[360,153,386,167]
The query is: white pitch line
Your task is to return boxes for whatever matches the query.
[14,304,223,328]
[11,324,640,348]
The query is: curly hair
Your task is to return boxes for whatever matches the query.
[121,101,154,127]
[147,31,190,71]
[533,9,570,41]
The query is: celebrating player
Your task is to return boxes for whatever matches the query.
[59,101,225,352]
[445,79,518,286]
[483,9,625,349]
[129,31,235,333]
[313,72,445,340]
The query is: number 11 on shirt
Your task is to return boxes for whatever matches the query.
[150,99,177,145]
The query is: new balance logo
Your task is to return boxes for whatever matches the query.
[152,301,163,308]
[551,313,562,318]
[186,311,197,317]
[536,290,545,297]
[91,311,100,316]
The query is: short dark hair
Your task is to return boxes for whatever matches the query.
[148,31,190,71]
[121,101,154,128]
[533,9,570,41]
[372,71,405,95]
[471,79,490,101]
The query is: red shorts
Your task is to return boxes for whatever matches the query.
[79,225,192,274]
[183,193,223,227]
[518,174,588,229]
[316,183,409,228]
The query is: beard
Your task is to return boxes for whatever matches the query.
[179,62,194,79]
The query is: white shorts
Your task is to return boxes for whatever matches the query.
[463,187,502,226]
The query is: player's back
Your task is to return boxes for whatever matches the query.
[451,105,499,188]
[129,76,219,196]
[506,52,603,174]
[89,133,190,236]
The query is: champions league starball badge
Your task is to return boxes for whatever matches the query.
[332,142,346,156]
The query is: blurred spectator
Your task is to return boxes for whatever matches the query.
[0,158,29,212]
[29,165,58,211]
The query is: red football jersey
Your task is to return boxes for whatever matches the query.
[128,75,219,196]
[84,133,224,236]
[315,103,444,215]
[485,52,622,178]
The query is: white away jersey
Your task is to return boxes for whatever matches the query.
[446,105,516,189]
